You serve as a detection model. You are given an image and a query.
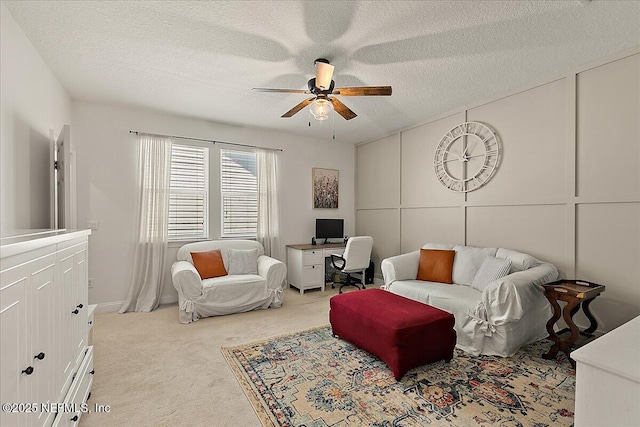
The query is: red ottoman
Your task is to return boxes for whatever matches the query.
[329,288,456,380]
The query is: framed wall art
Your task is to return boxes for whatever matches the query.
[312,168,339,209]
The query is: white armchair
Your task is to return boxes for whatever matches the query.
[171,240,287,324]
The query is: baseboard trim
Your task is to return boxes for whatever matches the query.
[94,295,177,313]
[95,301,124,313]
[160,294,178,305]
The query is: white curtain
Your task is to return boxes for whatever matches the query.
[119,134,172,313]
[256,149,280,259]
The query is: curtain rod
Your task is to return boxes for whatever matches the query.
[128,130,284,152]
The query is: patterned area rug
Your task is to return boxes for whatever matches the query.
[222,325,575,427]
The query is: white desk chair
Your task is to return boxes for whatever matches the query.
[330,236,374,293]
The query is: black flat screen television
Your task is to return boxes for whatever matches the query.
[315,219,344,244]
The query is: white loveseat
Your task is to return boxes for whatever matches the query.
[381,243,558,356]
[171,240,287,324]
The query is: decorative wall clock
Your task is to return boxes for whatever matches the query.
[433,122,501,192]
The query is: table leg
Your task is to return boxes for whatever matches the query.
[561,298,581,352]
[542,293,562,360]
[582,297,599,334]
[543,296,580,366]
[569,301,581,319]
[556,298,581,368]
[554,301,584,336]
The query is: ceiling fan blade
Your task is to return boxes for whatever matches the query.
[282,97,316,118]
[329,97,357,120]
[252,88,312,94]
[333,86,392,96]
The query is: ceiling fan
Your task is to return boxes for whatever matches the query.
[251,59,392,121]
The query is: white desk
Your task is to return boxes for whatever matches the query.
[286,243,345,294]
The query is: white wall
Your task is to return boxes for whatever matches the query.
[0,3,71,232]
[71,101,355,309]
[356,48,640,333]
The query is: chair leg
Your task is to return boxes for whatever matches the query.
[338,273,363,294]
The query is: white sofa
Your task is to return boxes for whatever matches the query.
[171,240,287,324]
[381,243,558,357]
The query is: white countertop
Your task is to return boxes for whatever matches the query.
[571,315,640,383]
[1,229,91,258]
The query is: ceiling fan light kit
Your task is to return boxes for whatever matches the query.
[251,59,392,128]
[309,98,333,121]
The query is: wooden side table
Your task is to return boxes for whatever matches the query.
[541,279,605,366]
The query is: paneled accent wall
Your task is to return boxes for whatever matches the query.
[356,49,640,332]
[355,134,401,270]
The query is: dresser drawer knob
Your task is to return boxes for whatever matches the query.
[77,304,84,309]
[89,369,95,375]
[21,366,34,375]
[70,415,78,422]
[72,309,79,315]
[34,352,45,360]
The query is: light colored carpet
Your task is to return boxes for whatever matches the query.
[223,326,575,427]
[81,284,371,427]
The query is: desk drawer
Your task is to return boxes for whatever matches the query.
[302,265,324,286]
[303,250,324,265]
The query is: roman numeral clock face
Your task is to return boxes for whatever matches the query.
[434,122,501,192]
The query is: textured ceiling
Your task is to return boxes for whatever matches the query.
[5,1,640,144]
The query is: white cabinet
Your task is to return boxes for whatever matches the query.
[571,316,640,427]
[31,254,58,427]
[1,230,92,427]
[58,242,88,385]
[87,304,96,346]
[53,347,93,427]
[286,243,345,294]
[0,263,29,427]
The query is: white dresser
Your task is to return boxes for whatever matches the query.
[571,316,640,427]
[1,229,93,427]
[286,243,345,294]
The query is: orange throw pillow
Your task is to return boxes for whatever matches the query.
[191,249,227,279]
[417,249,455,284]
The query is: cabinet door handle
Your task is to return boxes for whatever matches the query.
[70,415,78,422]
[89,370,95,375]
[312,265,315,268]
[34,352,45,360]
[72,309,79,315]
[21,366,34,375]
[88,321,93,325]
[77,304,84,309]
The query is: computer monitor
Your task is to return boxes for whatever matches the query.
[315,219,344,244]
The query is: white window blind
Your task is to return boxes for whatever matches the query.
[168,144,209,241]
[221,149,257,237]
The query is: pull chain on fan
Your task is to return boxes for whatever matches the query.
[307,99,336,140]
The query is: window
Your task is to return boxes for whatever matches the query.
[221,149,257,237]
[168,144,209,241]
